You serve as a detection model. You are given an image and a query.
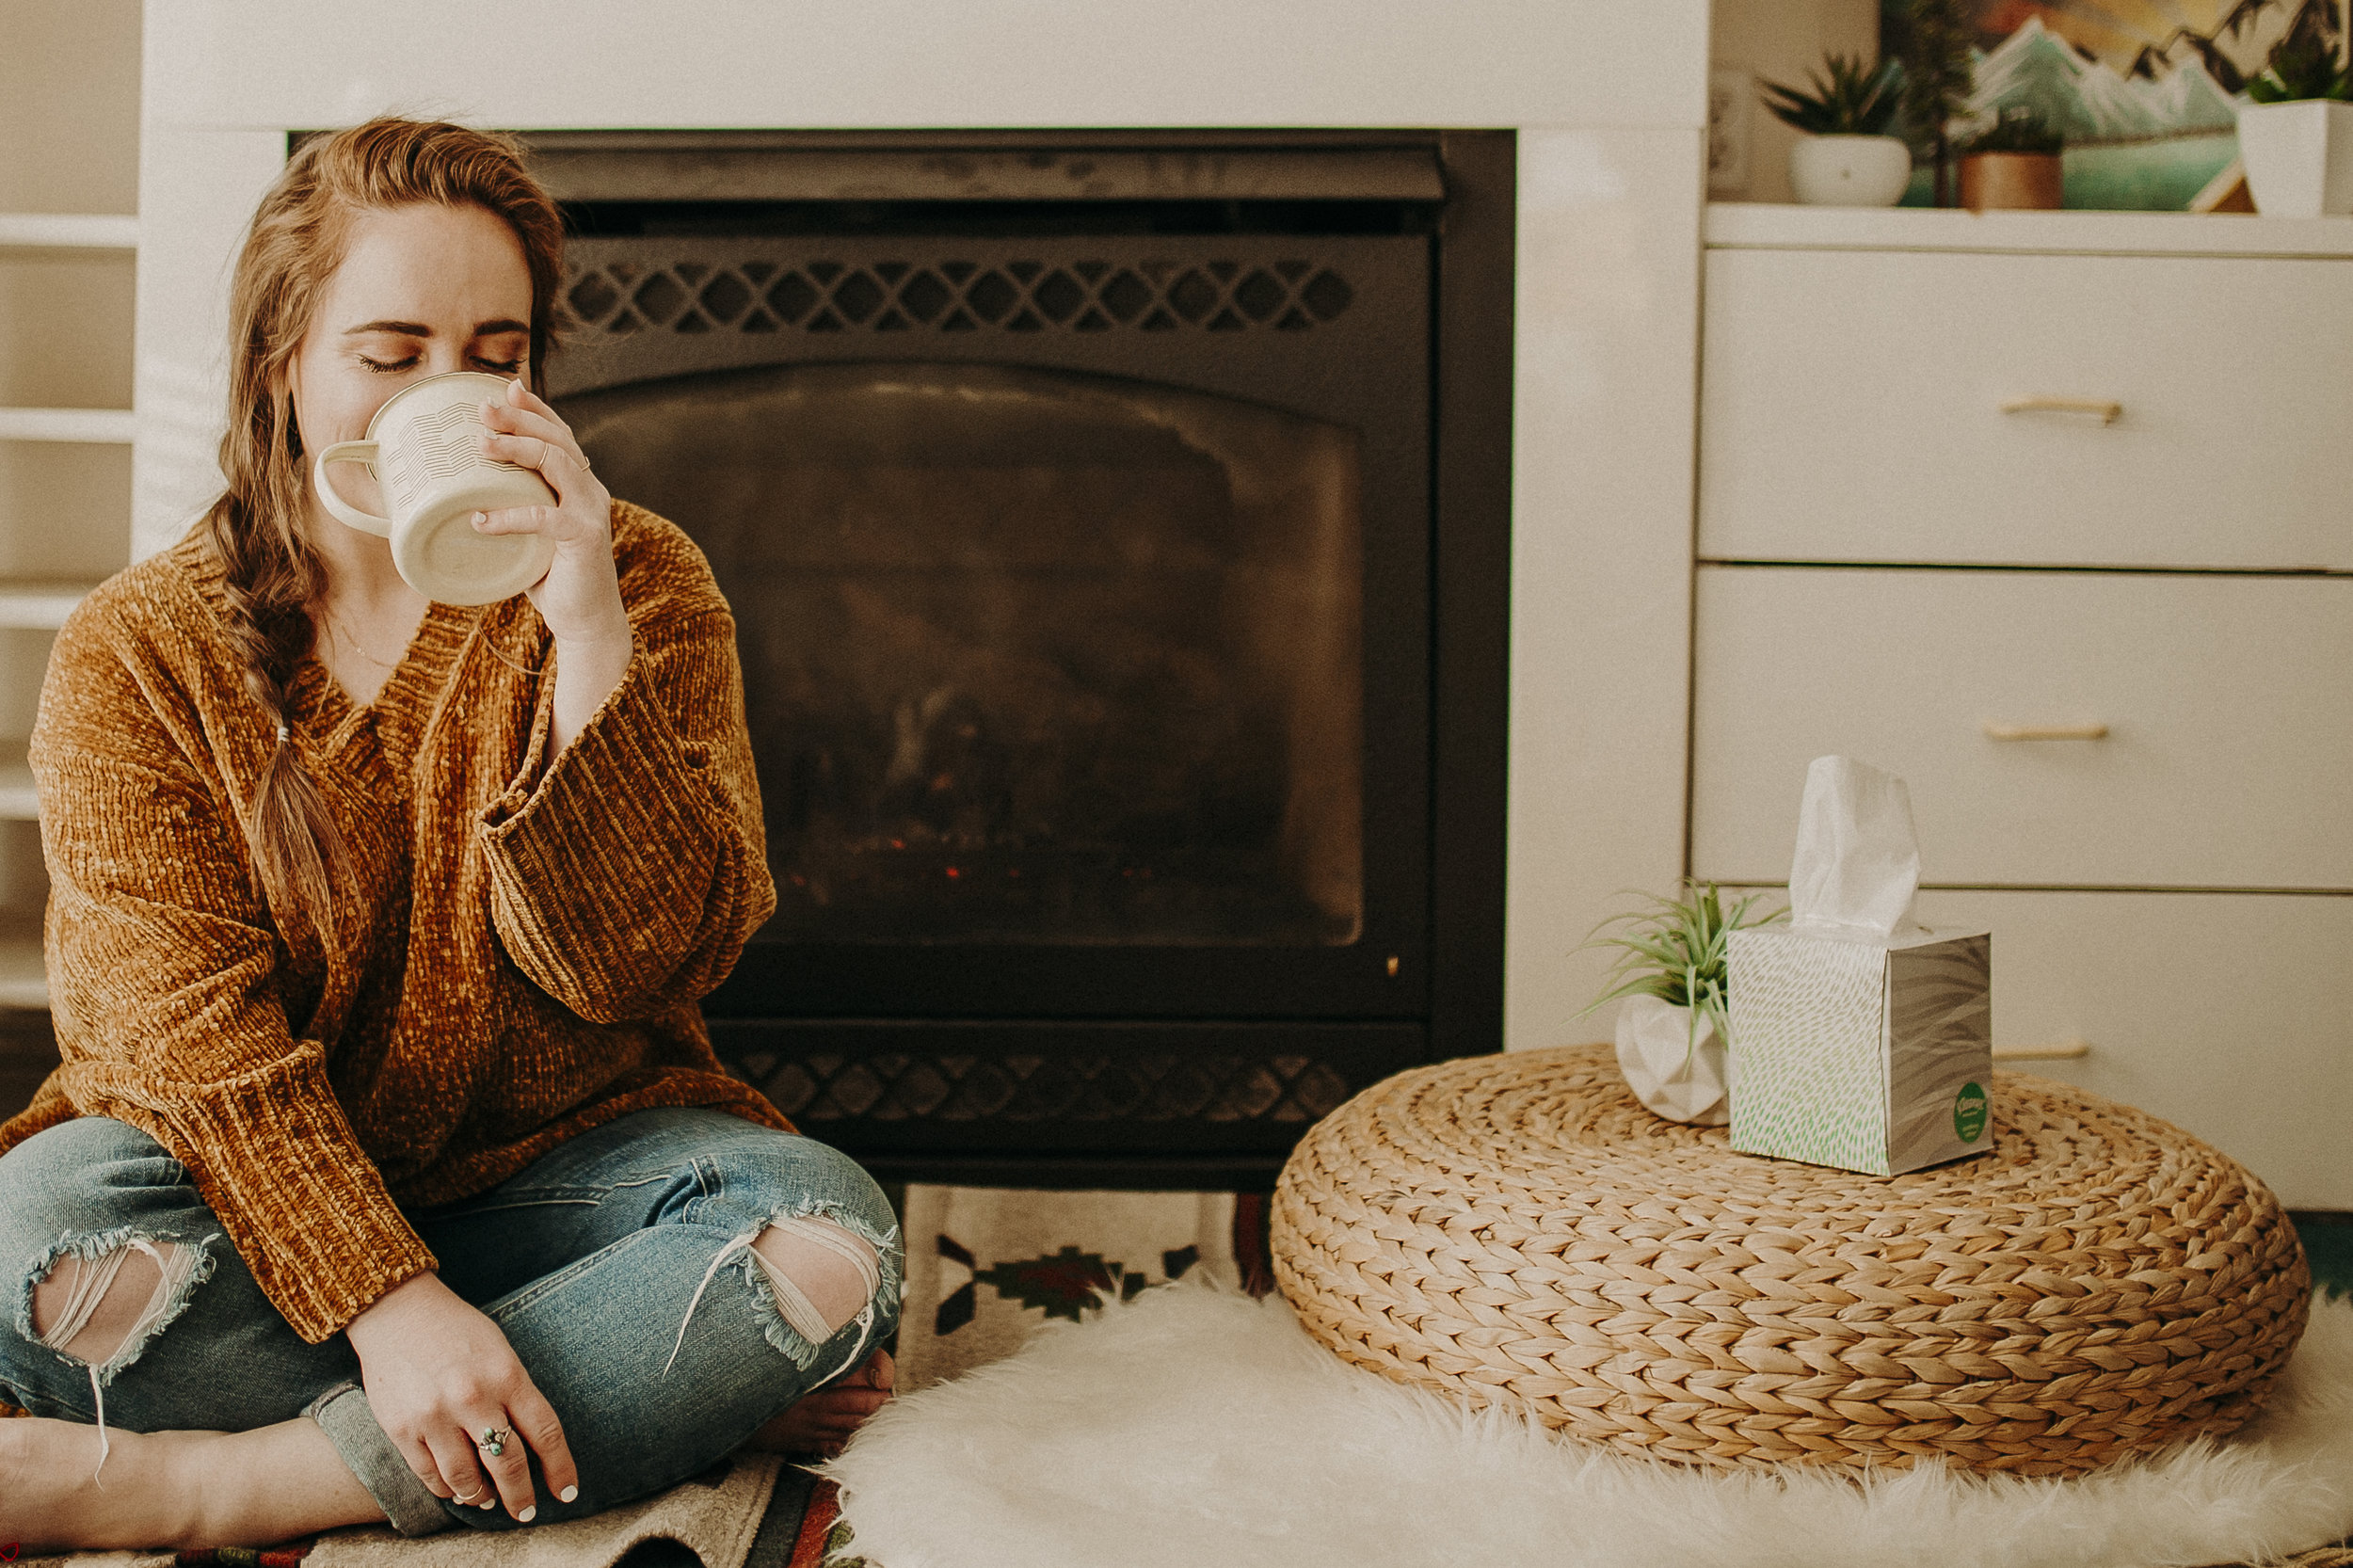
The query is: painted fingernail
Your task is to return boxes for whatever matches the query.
[519,1507,536,1523]
[481,1498,497,1510]
[472,511,488,527]
[560,1486,579,1503]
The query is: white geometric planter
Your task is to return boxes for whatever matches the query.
[2237,99,2353,218]
[1613,994,1730,1126]
[1787,135,1913,207]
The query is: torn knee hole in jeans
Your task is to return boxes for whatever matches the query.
[666,1205,901,1382]
[19,1228,218,1481]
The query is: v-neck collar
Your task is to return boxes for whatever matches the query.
[177,536,528,778]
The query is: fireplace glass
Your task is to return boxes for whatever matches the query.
[566,361,1364,948]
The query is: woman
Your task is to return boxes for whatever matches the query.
[0,118,901,1551]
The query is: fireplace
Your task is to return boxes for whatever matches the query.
[514,130,1512,1187]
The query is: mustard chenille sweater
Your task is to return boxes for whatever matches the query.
[0,502,786,1343]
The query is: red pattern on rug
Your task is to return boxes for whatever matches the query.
[789,1480,843,1568]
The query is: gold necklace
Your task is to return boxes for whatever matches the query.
[321,606,405,671]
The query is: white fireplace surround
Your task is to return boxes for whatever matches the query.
[135,0,1709,1053]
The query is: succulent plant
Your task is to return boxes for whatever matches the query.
[2247,26,2353,104]
[1759,54,1903,137]
[1957,105,2065,156]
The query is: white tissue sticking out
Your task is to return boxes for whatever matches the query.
[1788,755,1923,941]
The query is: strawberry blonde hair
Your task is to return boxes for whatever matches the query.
[200,118,567,940]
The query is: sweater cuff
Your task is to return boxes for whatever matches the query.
[476,646,729,997]
[127,1044,435,1342]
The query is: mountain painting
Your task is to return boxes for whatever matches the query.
[1897,0,2343,208]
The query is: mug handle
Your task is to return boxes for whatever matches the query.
[312,441,393,537]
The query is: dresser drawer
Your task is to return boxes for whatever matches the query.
[1691,568,2353,889]
[1910,889,2353,1209]
[1699,248,2353,570]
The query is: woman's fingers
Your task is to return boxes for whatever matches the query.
[471,502,568,537]
[422,1426,497,1515]
[510,1384,581,1509]
[472,1415,541,1521]
[481,388,590,470]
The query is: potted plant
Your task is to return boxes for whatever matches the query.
[1577,883,1784,1126]
[1760,54,1912,206]
[1888,0,1975,206]
[2237,23,2353,217]
[1957,106,2066,210]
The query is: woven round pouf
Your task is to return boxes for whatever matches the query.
[1272,1044,2310,1475]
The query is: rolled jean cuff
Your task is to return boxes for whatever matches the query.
[306,1382,454,1537]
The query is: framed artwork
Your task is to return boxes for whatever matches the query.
[1890,0,2345,208]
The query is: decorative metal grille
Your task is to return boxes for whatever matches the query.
[726,1049,1353,1126]
[565,257,1356,338]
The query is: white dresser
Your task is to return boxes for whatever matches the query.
[1693,204,2353,1208]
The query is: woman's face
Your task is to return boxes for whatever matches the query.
[290,200,535,523]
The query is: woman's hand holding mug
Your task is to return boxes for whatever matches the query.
[472,380,630,649]
[472,379,635,750]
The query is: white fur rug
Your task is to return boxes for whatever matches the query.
[826,1284,2353,1568]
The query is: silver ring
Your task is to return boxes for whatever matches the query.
[476,1425,511,1458]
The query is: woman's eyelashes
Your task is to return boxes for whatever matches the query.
[355,353,524,375]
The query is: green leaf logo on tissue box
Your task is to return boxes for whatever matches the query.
[1723,756,1993,1176]
[1727,923,1992,1175]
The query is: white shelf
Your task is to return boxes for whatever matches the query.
[0,584,94,629]
[0,213,137,251]
[0,408,135,443]
[0,758,34,821]
[0,938,45,1011]
[1706,202,2353,259]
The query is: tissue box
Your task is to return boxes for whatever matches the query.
[1726,924,1993,1176]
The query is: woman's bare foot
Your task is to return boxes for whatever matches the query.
[0,1414,382,1552]
[748,1349,894,1457]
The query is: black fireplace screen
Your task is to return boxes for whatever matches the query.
[566,360,1364,947]
[518,131,1512,1185]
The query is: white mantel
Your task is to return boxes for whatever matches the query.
[136,0,1710,1051]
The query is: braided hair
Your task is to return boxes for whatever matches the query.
[199,118,567,940]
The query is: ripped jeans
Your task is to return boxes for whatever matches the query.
[0,1108,902,1536]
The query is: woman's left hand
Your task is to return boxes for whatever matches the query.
[473,378,631,649]
[473,378,635,755]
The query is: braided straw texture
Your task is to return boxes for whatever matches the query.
[1272,1045,2311,1475]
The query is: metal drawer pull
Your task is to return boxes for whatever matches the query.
[1983,721,2110,742]
[1993,1040,2092,1062]
[2001,396,2122,425]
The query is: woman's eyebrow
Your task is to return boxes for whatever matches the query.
[338,318,529,337]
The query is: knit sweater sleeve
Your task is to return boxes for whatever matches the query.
[33,597,436,1343]
[477,507,776,1023]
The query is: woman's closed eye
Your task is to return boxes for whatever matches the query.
[356,352,524,375]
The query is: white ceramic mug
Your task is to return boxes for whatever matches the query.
[311,370,560,606]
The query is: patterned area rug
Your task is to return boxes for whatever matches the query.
[895,1185,1267,1391]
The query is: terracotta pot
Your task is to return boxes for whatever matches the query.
[1960,152,2064,210]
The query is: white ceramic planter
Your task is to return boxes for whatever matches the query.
[1614,994,1730,1126]
[2237,99,2353,218]
[1787,135,1913,206]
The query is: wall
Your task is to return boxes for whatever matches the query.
[136,0,1712,1057]
[1709,0,1881,204]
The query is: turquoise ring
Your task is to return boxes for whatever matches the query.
[477,1425,510,1459]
